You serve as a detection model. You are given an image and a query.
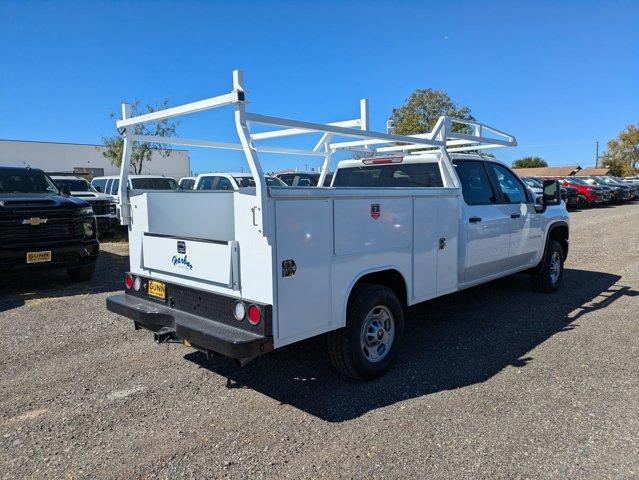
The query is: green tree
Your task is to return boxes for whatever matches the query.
[101,100,178,175]
[512,156,548,169]
[389,88,475,136]
[600,123,639,177]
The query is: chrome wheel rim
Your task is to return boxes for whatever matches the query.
[360,305,395,363]
[549,251,561,284]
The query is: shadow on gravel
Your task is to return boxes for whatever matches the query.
[186,268,638,422]
[0,249,128,313]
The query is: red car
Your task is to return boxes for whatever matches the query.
[555,177,604,208]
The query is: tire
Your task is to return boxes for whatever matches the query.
[327,284,404,380]
[577,195,588,209]
[531,240,564,293]
[67,261,96,282]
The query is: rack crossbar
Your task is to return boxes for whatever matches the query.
[244,112,446,147]
[116,91,242,129]
[131,135,326,157]
[251,119,361,141]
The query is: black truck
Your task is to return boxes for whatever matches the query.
[0,165,99,281]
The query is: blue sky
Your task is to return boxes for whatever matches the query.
[1,0,638,174]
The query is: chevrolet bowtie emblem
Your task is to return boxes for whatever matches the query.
[22,217,48,226]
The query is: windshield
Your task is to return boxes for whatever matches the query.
[54,178,95,192]
[522,177,542,188]
[579,177,597,185]
[0,169,60,194]
[179,178,195,189]
[233,176,286,188]
[130,177,179,190]
[596,176,621,185]
[565,177,586,185]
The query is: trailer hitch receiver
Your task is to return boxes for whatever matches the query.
[154,327,178,344]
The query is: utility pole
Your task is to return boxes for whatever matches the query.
[595,141,599,167]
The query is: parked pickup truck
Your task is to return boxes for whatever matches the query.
[106,71,568,380]
[51,175,119,234]
[193,172,286,190]
[0,165,99,281]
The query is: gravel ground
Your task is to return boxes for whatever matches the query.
[1,203,638,479]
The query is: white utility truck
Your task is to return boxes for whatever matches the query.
[106,71,568,380]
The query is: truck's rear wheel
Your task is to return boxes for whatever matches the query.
[531,240,564,293]
[327,284,404,380]
[67,261,96,282]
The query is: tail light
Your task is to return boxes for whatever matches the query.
[124,273,134,289]
[233,302,246,321]
[247,305,261,325]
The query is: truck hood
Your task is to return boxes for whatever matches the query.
[70,191,115,202]
[0,193,90,213]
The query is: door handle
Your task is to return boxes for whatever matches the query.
[510,213,521,219]
[469,216,482,223]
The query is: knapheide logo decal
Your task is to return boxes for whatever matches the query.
[370,204,381,220]
[172,254,193,270]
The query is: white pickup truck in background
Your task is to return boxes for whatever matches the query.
[107,71,568,380]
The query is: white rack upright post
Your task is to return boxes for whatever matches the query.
[118,102,133,225]
[232,70,269,236]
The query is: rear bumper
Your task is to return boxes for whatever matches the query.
[0,241,99,272]
[106,294,273,359]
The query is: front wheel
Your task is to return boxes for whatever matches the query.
[327,284,404,380]
[67,262,96,282]
[531,240,564,293]
[577,195,588,209]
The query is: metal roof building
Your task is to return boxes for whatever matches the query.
[512,165,582,177]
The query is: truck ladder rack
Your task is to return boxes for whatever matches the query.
[115,70,517,236]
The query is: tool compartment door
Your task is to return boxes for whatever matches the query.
[274,199,332,345]
[141,234,238,289]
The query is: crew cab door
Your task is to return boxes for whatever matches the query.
[485,162,543,268]
[453,160,511,282]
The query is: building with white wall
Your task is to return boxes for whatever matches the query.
[0,139,190,180]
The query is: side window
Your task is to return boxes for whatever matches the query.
[110,179,120,195]
[104,179,112,194]
[217,177,233,190]
[488,163,527,204]
[453,160,497,205]
[198,176,217,190]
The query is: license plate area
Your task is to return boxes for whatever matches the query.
[26,251,52,263]
[148,280,166,300]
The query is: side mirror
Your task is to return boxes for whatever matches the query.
[534,194,545,213]
[542,180,561,206]
[60,185,71,196]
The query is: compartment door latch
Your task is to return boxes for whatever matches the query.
[282,259,297,278]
